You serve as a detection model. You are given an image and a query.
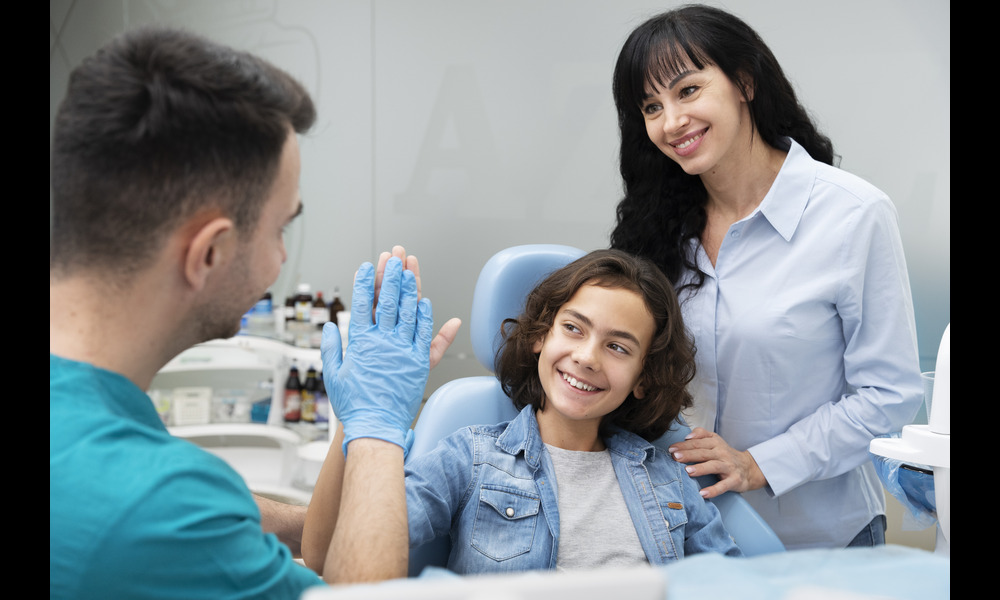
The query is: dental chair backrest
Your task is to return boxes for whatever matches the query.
[406,244,784,576]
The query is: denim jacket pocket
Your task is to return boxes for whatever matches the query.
[471,484,541,561]
[652,480,690,531]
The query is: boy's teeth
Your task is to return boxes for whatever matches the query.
[563,373,596,391]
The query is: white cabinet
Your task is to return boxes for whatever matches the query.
[169,422,314,504]
[150,335,333,500]
[151,335,325,429]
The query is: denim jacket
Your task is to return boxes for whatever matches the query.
[405,406,742,575]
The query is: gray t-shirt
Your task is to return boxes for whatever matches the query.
[545,443,648,570]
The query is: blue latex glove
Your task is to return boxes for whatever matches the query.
[321,257,433,456]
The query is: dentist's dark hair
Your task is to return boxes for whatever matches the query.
[51,25,315,281]
[495,249,695,441]
[609,4,833,293]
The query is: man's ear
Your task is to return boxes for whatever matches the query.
[183,216,236,291]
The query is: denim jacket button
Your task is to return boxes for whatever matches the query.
[505,507,515,518]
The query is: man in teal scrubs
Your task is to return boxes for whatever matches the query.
[50,26,459,598]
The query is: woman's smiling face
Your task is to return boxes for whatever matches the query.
[532,282,655,448]
[640,61,753,177]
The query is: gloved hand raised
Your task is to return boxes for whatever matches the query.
[321,257,433,455]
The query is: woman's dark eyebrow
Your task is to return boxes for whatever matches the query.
[563,308,642,348]
[641,68,694,100]
[667,69,694,90]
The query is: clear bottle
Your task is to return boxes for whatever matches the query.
[249,291,274,337]
[282,363,302,423]
[251,378,273,424]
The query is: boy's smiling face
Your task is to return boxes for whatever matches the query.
[533,282,654,450]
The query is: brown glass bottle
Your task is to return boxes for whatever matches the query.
[301,366,318,423]
[311,291,329,329]
[282,363,302,423]
[329,288,346,325]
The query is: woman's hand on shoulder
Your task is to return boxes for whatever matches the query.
[667,427,767,499]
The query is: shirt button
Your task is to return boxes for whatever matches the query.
[505,507,515,518]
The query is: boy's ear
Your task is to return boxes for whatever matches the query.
[183,215,235,291]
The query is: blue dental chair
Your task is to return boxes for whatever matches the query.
[406,244,784,576]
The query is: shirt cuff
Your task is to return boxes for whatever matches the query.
[749,435,810,498]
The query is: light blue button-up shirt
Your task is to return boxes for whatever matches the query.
[405,406,742,575]
[678,139,923,550]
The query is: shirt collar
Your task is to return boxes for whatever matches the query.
[757,137,816,242]
[498,405,658,465]
[498,405,545,468]
[50,353,169,432]
[604,427,659,462]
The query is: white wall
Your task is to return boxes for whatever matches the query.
[51,0,950,396]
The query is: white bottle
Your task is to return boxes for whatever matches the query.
[293,283,313,322]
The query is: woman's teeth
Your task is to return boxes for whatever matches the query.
[562,372,597,391]
[674,132,703,149]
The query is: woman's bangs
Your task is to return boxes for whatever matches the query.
[641,40,710,100]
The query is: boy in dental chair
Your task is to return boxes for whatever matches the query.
[304,249,742,575]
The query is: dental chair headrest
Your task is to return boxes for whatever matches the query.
[469,244,586,373]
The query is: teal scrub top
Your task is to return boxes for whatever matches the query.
[50,354,324,599]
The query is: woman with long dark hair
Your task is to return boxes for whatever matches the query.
[609,4,922,550]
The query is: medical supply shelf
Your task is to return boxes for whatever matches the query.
[151,334,324,432]
[152,336,332,500]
